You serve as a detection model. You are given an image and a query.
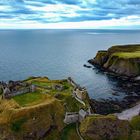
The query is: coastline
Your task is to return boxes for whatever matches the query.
[87,44,140,115]
[0,76,140,140]
[115,102,140,120]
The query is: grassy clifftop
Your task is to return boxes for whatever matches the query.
[0,77,88,140]
[80,115,130,140]
[80,114,140,140]
[0,93,64,140]
[108,44,140,54]
[89,44,140,77]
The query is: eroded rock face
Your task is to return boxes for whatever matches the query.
[0,99,64,140]
[80,115,130,140]
[89,45,140,77]
[89,99,122,115]
[104,56,140,77]
[88,50,108,66]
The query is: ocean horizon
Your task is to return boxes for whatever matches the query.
[0,29,140,100]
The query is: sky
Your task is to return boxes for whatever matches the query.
[0,0,140,29]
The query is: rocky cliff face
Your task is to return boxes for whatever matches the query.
[89,50,108,66]
[104,55,140,77]
[0,95,64,140]
[80,115,130,140]
[89,45,140,77]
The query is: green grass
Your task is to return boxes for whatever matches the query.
[130,130,140,140]
[61,123,80,140]
[113,51,140,58]
[13,77,84,112]
[13,77,88,111]
[53,91,84,112]
[13,92,47,107]
[31,79,72,92]
[65,95,82,112]
[0,77,91,140]
[10,117,27,132]
[32,81,52,87]
[130,115,140,131]
[108,45,140,54]
[0,88,3,95]
[43,129,61,140]
[80,115,117,134]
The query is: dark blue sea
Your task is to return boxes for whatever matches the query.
[0,29,140,100]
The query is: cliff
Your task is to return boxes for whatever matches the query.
[80,114,140,140]
[0,77,87,140]
[89,44,140,77]
[80,115,130,140]
[0,94,64,140]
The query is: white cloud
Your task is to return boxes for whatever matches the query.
[0,0,140,29]
[0,15,140,29]
[0,5,11,11]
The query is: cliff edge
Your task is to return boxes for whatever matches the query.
[89,44,140,77]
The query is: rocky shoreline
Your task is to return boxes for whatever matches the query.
[88,44,140,115]
[88,58,140,82]
[0,76,140,140]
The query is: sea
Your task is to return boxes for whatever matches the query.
[0,29,140,100]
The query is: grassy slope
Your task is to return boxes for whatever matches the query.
[129,115,140,140]
[61,123,80,140]
[130,115,140,131]
[0,77,89,139]
[80,115,117,134]
[99,45,140,76]
[113,51,140,59]
[80,115,130,140]
[13,92,49,107]
[108,45,140,59]
[108,44,140,54]
[0,95,64,139]
[25,77,86,112]
[80,114,140,140]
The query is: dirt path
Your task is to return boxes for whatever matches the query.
[115,103,140,120]
[76,123,84,140]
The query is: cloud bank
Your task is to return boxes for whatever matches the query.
[0,0,140,29]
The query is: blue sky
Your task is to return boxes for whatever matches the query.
[0,0,140,29]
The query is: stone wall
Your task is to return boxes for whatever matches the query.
[64,112,79,124]
[79,109,88,122]
[74,89,87,100]
[67,77,78,88]
[3,85,36,99]
[11,88,30,97]
[67,77,87,101]
[64,109,89,124]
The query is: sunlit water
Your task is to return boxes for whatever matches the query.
[0,29,140,100]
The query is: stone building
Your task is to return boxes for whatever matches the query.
[67,77,87,100]
[53,84,64,91]
[30,85,36,92]
[73,87,87,100]
[2,83,36,99]
[64,112,79,124]
[67,77,77,87]
[3,87,11,99]
[64,109,89,124]
[79,109,88,122]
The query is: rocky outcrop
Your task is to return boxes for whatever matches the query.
[80,115,130,140]
[89,45,140,77]
[0,97,64,140]
[89,99,122,115]
[104,56,140,77]
[88,50,108,66]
